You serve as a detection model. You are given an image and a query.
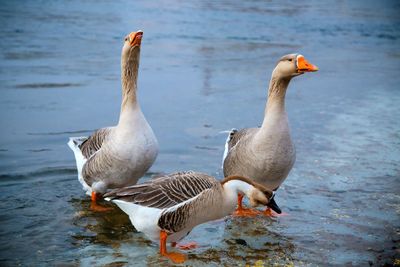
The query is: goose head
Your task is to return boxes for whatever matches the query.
[249,187,281,214]
[121,30,143,56]
[222,175,282,214]
[273,54,318,79]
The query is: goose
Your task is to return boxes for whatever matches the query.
[104,171,281,264]
[222,54,318,216]
[68,30,158,211]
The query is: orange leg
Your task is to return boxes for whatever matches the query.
[90,192,112,212]
[233,194,261,217]
[159,231,186,264]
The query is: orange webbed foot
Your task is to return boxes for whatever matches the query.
[232,193,261,217]
[160,231,187,264]
[263,207,288,217]
[233,207,262,217]
[163,251,186,264]
[177,241,197,250]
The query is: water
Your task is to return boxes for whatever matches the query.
[0,1,399,266]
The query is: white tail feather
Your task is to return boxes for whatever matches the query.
[112,199,161,242]
[68,137,92,195]
[221,128,237,168]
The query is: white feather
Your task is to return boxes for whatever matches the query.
[109,192,203,243]
[67,137,92,195]
[221,128,237,168]
[112,199,162,241]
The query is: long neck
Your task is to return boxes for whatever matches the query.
[261,71,291,128]
[120,49,140,116]
[222,179,253,205]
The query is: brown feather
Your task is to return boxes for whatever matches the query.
[79,128,112,159]
[104,171,218,209]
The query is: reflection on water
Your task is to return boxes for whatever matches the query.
[1,0,400,266]
[218,217,296,266]
[70,199,133,245]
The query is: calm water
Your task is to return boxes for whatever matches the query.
[1,1,399,266]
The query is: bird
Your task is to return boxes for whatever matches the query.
[104,171,281,264]
[68,30,159,211]
[222,54,318,216]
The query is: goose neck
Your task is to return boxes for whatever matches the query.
[120,49,140,112]
[222,179,253,201]
[266,75,290,112]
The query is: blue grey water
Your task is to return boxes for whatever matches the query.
[0,1,399,266]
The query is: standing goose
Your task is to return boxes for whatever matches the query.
[222,54,318,216]
[104,171,281,264]
[68,30,158,211]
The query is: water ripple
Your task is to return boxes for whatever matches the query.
[27,130,93,136]
[0,166,77,185]
[14,83,83,89]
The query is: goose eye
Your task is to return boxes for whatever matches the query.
[288,59,293,62]
[124,37,129,42]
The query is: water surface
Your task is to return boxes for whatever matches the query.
[0,1,399,266]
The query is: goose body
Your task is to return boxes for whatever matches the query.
[223,123,295,191]
[68,31,158,199]
[222,54,318,214]
[104,171,280,263]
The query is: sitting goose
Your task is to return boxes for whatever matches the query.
[222,54,318,216]
[68,30,158,211]
[104,171,281,264]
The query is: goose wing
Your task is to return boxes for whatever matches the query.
[79,127,113,159]
[228,128,255,150]
[223,127,259,176]
[104,171,218,209]
[157,186,217,233]
[222,128,256,163]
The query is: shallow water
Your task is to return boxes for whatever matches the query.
[1,1,399,266]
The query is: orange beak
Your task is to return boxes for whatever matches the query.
[129,30,143,47]
[296,55,318,72]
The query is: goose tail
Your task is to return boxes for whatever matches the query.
[68,137,92,195]
[221,128,237,168]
